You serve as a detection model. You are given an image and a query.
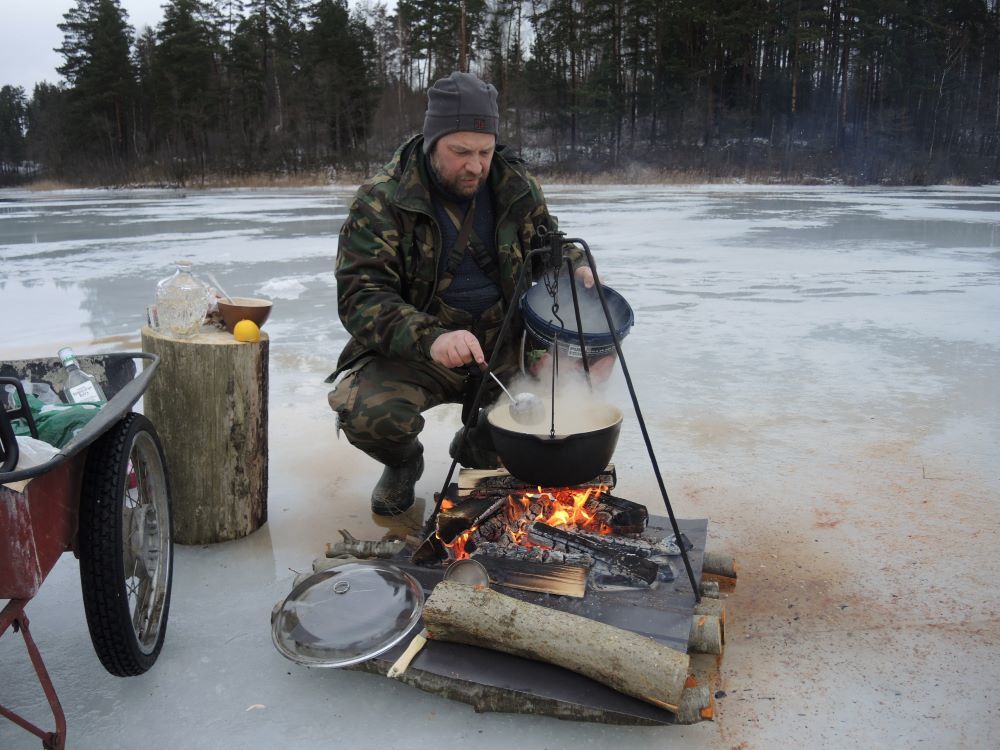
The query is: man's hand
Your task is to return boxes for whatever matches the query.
[430,330,485,369]
[574,265,595,288]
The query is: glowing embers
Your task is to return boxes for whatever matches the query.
[431,481,675,590]
[442,485,612,561]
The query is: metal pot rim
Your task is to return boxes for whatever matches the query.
[486,401,623,439]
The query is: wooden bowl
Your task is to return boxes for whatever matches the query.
[218,297,273,332]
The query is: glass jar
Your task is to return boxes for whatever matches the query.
[155,260,211,337]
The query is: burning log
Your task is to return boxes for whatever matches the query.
[595,492,648,535]
[572,529,683,559]
[457,465,617,497]
[528,522,659,585]
[435,496,507,544]
[421,580,690,712]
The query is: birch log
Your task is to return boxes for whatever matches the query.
[421,580,690,712]
[688,614,724,655]
[141,326,268,544]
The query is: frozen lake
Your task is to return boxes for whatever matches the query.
[1,184,998,748]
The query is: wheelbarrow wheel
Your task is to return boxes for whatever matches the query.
[79,412,173,676]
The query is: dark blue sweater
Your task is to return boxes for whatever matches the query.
[431,175,502,318]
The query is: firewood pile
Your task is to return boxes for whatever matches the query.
[310,466,738,725]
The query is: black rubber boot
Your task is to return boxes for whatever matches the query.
[370,441,424,516]
[449,410,501,470]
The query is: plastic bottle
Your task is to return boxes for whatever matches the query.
[155,259,211,337]
[58,347,108,404]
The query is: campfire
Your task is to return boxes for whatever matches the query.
[415,466,686,595]
[440,484,614,559]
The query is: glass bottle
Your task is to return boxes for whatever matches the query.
[155,259,211,338]
[58,347,108,404]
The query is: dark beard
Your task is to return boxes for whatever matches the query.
[429,153,486,199]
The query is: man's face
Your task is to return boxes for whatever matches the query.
[430,131,496,199]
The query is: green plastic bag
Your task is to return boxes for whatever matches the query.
[11,392,103,449]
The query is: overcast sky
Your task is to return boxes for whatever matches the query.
[2,1,180,93]
[1,1,389,95]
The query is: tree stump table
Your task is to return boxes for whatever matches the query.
[140,326,268,544]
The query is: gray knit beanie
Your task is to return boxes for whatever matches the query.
[422,72,499,154]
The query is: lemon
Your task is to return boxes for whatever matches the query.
[233,319,261,342]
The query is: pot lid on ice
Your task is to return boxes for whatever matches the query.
[271,561,424,668]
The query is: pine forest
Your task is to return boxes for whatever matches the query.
[1,0,999,186]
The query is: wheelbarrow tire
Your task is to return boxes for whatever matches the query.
[79,412,173,677]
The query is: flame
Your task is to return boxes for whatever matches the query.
[441,484,609,561]
[447,527,476,560]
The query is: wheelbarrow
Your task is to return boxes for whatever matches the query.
[0,352,173,750]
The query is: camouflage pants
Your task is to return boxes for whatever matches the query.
[327,354,519,467]
[330,293,525,466]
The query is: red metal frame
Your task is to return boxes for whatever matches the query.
[0,599,67,750]
[1,457,83,748]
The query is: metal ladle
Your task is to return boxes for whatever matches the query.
[482,367,545,425]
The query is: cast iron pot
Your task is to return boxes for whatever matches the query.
[486,401,623,487]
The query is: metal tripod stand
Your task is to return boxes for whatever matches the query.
[423,228,701,602]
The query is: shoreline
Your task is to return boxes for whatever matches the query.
[5,169,998,193]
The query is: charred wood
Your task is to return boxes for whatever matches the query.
[596,492,648,534]
[571,530,683,559]
[436,496,507,544]
[411,533,449,565]
[528,522,659,585]
[472,541,593,567]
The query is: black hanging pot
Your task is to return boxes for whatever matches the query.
[486,401,622,487]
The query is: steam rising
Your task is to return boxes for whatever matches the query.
[487,365,623,436]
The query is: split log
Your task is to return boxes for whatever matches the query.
[688,614,724,655]
[141,326,267,544]
[676,683,714,725]
[702,551,738,592]
[421,580,690,712]
[471,555,589,598]
[693,598,727,627]
[703,551,737,578]
[457,465,616,497]
[699,580,720,599]
[325,530,405,559]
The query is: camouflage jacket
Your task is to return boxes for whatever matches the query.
[329,134,575,381]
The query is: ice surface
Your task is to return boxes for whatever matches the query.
[1,185,998,748]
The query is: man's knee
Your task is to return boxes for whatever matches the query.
[328,363,427,463]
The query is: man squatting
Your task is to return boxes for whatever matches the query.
[327,71,595,516]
